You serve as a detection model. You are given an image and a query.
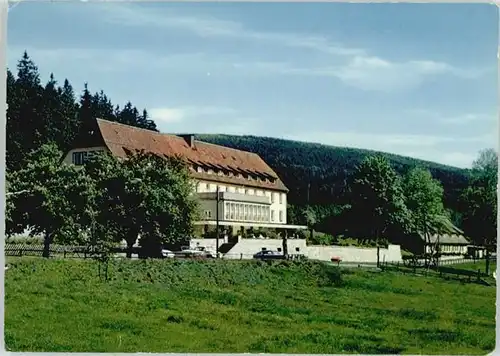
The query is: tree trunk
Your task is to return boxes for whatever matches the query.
[423,220,428,268]
[485,238,490,275]
[126,231,138,258]
[376,230,380,268]
[42,232,53,258]
[282,230,288,258]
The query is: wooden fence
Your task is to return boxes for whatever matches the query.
[5,243,97,258]
[383,258,495,284]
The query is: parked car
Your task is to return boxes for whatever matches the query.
[161,249,175,259]
[253,250,285,260]
[181,246,215,259]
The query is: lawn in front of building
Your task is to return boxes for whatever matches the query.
[4,257,496,354]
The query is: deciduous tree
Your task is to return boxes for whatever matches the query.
[403,167,452,265]
[7,143,94,257]
[85,151,199,258]
[460,149,497,246]
[347,155,410,263]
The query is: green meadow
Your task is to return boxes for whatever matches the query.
[4,257,496,354]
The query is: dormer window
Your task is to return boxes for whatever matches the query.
[197,166,203,173]
[72,150,101,165]
[72,151,87,165]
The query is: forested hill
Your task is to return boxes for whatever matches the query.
[195,134,471,209]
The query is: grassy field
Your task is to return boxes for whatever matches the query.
[449,260,497,273]
[5,257,496,354]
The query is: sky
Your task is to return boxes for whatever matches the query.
[7,2,499,168]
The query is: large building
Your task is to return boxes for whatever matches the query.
[63,119,306,237]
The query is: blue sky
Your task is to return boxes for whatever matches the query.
[7,2,498,168]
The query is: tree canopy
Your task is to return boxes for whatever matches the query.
[346,155,410,243]
[460,149,497,247]
[6,143,94,257]
[84,151,199,258]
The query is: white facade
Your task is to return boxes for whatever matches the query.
[425,244,468,255]
[195,180,287,225]
[62,145,289,228]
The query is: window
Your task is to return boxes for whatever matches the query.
[244,205,248,220]
[279,194,283,204]
[271,210,275,222]
[72,151,87,165]
[271,193,275,203]
[245,189,249,195]
[279,210,283,222]
[224,203,230,220]
[204,210,211,219]
[277,248,282,252]
[205,183,210,190]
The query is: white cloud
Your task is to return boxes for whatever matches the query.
[440,113,496,125]
[320,57,478,92]
[286,131,485,149]
[149,108,186,123]
[98,4,366,57]
[406,109,496,125]
[82,3,485,92]
[149,105,238,124]
[401,151,477,168]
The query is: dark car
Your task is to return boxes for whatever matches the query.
[253,250,286,260]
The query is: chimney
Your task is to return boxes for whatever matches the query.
[178,134,195,148]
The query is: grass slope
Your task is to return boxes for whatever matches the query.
[5,258,495,354]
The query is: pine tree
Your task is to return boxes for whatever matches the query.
[41,73,61,145]
[6,68,21,172]
[59,79,80,151]
[8,52,45,171]
[78,83,95,136]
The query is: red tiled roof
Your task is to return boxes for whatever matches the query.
[95,119,288,192]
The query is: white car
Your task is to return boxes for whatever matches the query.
[161,249,175,259]
[181,246,215,258]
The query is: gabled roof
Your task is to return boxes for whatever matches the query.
[91,119,288,192]
[419,233,470,245]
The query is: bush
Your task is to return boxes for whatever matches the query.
[316,263,344,287]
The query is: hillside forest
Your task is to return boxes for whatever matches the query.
[5,52,498,256]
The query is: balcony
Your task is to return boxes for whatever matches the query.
[197,191,271,205]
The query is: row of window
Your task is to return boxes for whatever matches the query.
[192,165,276,185]
[197,183,285,204]
[202,203,285,223]
[224,203,271,222]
